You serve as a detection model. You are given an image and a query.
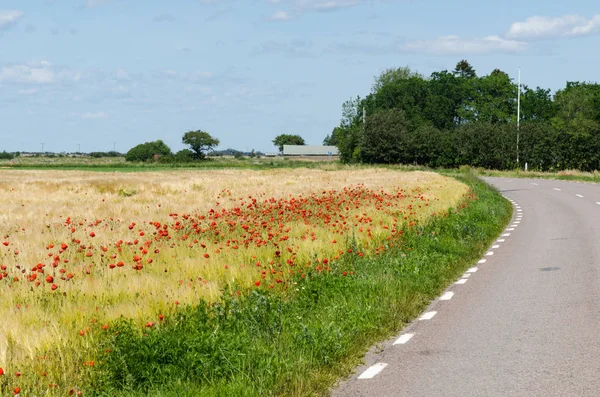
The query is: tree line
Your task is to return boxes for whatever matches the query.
[326,60,600,171]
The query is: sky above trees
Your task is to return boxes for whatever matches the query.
[2,0,600,153]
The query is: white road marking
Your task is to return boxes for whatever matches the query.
[467,267,478,273]
[517,209,522,212]
[393,333,414,345]
[596,202,600,206]
[514,221,520,224]
[531,183,539,186]
[511,224,518,227]
[440,292,454,301]
[507,228,515,231]
[492,245,500,249]
[456,279,468,285]
[463,273,471,278]
[478,259,487,264]
[358,363,388,379]
[498,239,505,242]
[576,194,584,198]
[420,311,437,320]
[486,251,494,256]
[503,233,511,237]
[554,188,562,191]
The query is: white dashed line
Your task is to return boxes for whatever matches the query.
[596,202,600,206]
[492,245,500,249]
[467,267,478,273]
[456,279,468,285]
[440,292,454,301]
[503,233,511,237]
[554,188,562,191]
[531,183,539,186]
[486,251,494,256]
[393,333,414,345]
[358,363,388,379]
[463,273,471,278]
[507,228,515,231]
[478,259,487,264]
[420,311,437,320]
[497,239,505,242]
[576,194,584,198]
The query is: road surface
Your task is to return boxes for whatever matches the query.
[334,177,600,397]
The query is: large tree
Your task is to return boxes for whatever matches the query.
[272,134,305,153]
[182,130,220,159]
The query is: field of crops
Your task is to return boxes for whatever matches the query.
[0,168,468,395]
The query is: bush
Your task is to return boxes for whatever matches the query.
[125,140,172,162]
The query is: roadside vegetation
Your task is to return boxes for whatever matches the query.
[0,167,510,396]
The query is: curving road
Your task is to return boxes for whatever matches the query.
[334,177,600,397]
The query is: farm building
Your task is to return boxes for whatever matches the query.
[283,145,339,158]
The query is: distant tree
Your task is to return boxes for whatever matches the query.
[174,149,194,162]
[272,134,305,153]
[0,151,14,160]
[453,60,477,79]
[371,66,422,93]
[125,140,172,162]
[323,127,341,146]
[182,130,220,160]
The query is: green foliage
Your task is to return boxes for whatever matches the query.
[89,151,122,158]
[323,127,341,146]
[330,60,600,171]
[272,134,306,153]
[182,130,220,160]
[0,151,14,160]
[125,140,172,162]
[174,149,194,162]
[89,174,511,396]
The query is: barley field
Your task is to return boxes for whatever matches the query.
[0,168,467,395]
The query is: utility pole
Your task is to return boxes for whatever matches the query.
[77,143,81,153]
[112,142,116,152]
[517,66,521,167]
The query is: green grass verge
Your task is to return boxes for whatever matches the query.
[85,171,511,396]
[477,168,600,183]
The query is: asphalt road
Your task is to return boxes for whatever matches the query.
[333,177,600,397]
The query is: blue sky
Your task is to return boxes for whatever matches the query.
[2,1,600,154]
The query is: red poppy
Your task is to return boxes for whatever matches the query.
[45,275,53,283]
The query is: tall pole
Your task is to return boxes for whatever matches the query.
[517,66,521,166]
[41,142,44,153]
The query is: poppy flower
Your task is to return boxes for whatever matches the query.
[45,275,53,283]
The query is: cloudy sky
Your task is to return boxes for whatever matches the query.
[2,1,600,153]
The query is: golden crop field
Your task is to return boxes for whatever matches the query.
[0,168,467,394]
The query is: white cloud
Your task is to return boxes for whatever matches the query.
[0,61,81,84]
[506,14,600,40]
[295,0,360,11]
[0,10,24,30]
[269,10,291,21]
[401,35,528,55]
[81,111,109,119]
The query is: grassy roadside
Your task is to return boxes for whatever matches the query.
[477,168,600,183]
[82,171,511,397]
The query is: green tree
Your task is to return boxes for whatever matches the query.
[520,86,557,123]
[360,108,410,164]
[552,82,600,137]
[125,140,172,162]
[453,60,477,79]
[323,127,341,146]
[182,130,220,159]
[371,66,422,93]
[272,134,305,153]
